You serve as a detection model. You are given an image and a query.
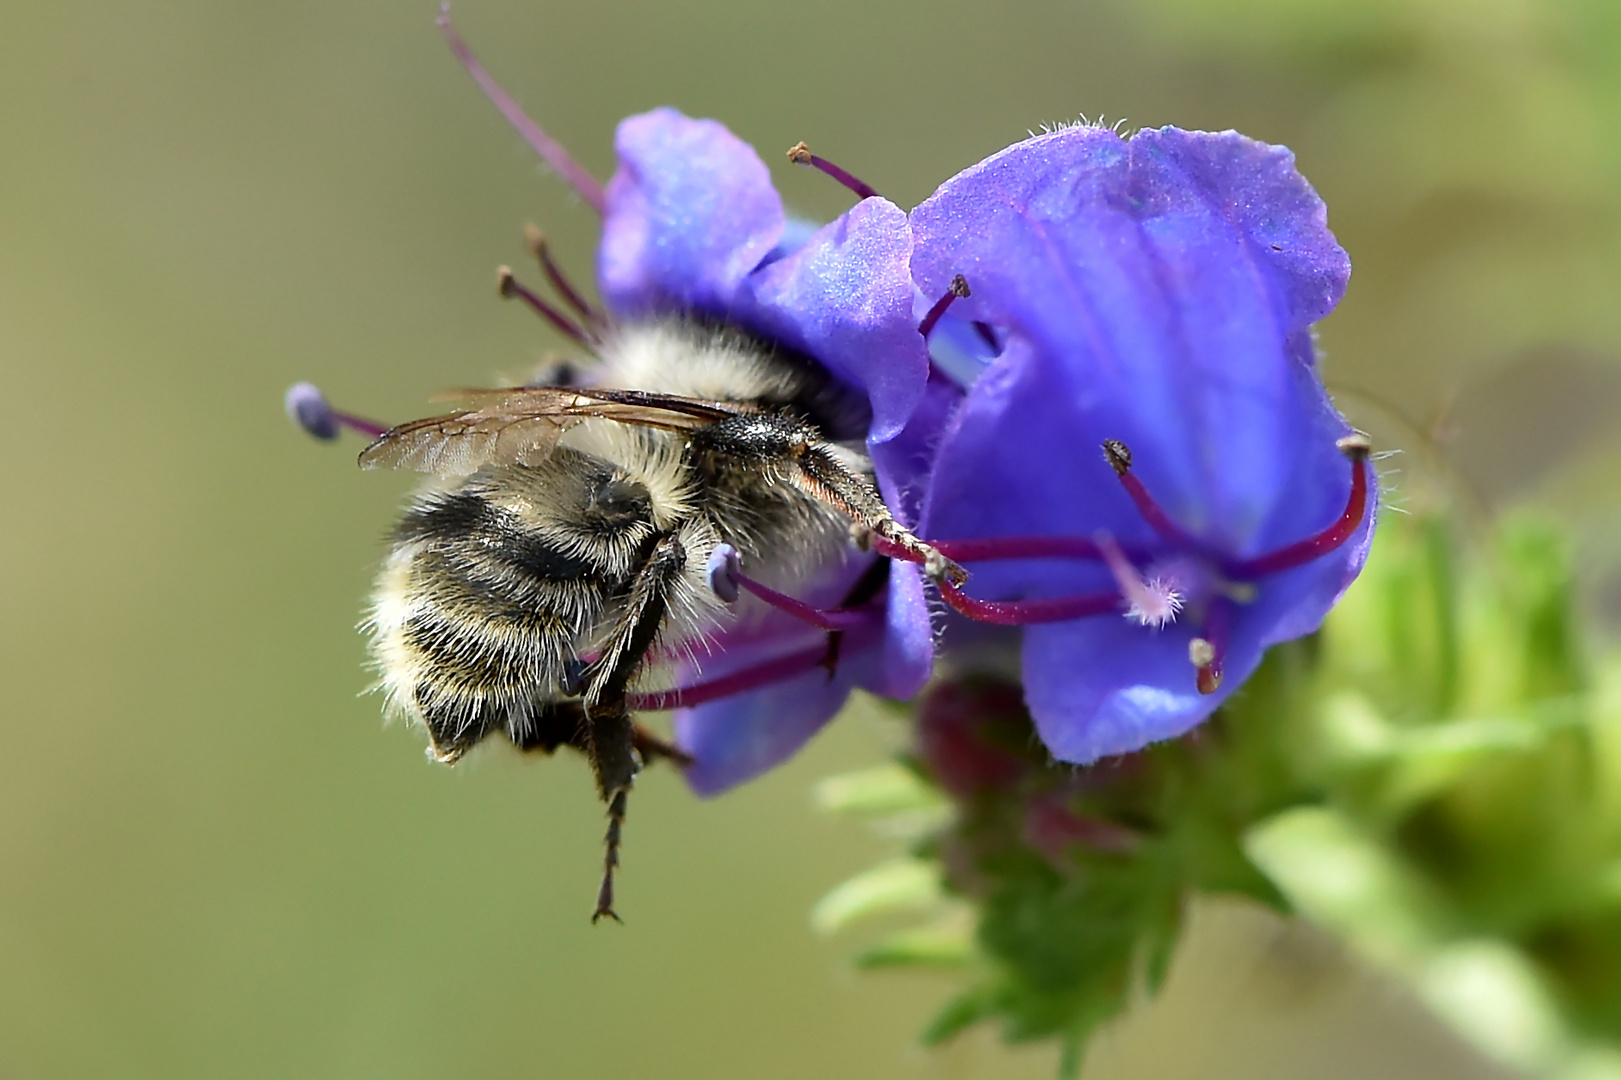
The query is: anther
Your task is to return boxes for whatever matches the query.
[1190,638,1222,694]
[705,544,741,604]
[438,5,606,214]
[918,274,971,340]
[1101,439,1203,549]
[786,141,881,201]
[497,266,592,347]
[283,382,389,441]
[524,223,604,326]
[1226,435,1372,580]
[1191,602,1229,695]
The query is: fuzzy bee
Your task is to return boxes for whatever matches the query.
[349,317,960,921]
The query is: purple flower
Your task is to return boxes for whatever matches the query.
[907,125,1374,764]
[436,15,938,793]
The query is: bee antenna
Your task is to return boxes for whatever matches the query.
[786,141,880,202]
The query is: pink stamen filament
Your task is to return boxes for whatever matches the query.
[865,437,1370,636]
[526,225,605,328]
[938,578,1120,626]
[438,6,607,214]
[734,573,873,632]
[1103,440,1204,551]
[786,142,880,201]
[498,267,592,346]
[627,638,852,711]
[332,411,390,440]
[1227,451,1370,580]
[917,275,971,340]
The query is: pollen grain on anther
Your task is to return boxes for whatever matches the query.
[785,140,881,201]
[918,274,973,340]
[524,223,605,327]
[497,265,593,347]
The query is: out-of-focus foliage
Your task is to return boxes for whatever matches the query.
[821,514,1621,1078]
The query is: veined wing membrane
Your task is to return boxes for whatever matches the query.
[358,386,748,473]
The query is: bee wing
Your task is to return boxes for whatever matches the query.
[357,386,746,474]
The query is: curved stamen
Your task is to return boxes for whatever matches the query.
[498,266,593,346]
[938,578,1120,626]
[284,382,390,440]
[735,575,874,632]
[626,641,836,711]
[438,6,607,214]
[1226,436,1371,580]
[525,224,606,327]
[786,141,880,201]
[918,275,971,340]
[707,544,876,631]
[1102,439,1203,550]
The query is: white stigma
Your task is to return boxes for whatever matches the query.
[1095,532,1184,629]
[1127,575,1185,628]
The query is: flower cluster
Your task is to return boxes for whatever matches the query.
[289,13,1372,795]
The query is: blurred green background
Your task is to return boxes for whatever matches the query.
[3,0,1619,1076]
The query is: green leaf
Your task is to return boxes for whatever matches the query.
[921,983,1002,1046]
[811,858,941,935]
[854,919,973,970]
[1418,941,1568,1073]
[1243,806,1443,964]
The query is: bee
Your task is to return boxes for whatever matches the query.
[360,316,961,921]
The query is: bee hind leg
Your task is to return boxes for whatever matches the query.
[593,786,630,924]
[581,530,689,923]
[586,704,640,924]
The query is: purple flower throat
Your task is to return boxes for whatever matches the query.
[872,426,1371,695]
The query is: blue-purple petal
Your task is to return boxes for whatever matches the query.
[912,124,1368,763]
[738,198,929,443]
[599,108,785,318]
[911,124,1352,555]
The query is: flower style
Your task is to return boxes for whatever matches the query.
[438,13,939,793]
[905,124,1373,764]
